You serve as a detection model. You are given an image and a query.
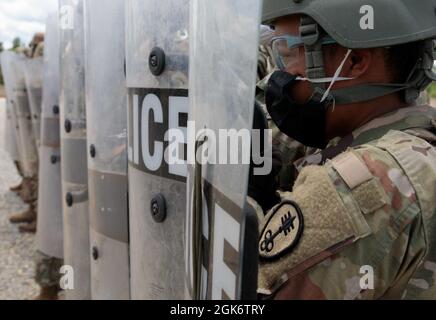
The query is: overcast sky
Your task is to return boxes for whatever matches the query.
[0,0,57,49]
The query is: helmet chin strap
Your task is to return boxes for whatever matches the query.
[299,16,326,90]
[296,49,354,102]
[299,16,355,105]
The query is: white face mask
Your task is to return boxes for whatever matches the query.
[296,49,354,102]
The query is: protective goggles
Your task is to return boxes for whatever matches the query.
[271,34,337,71]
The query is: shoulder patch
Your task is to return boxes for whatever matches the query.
[258,165,372,295]
[259,201,304,261]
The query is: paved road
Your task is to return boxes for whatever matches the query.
[0,98,39,300]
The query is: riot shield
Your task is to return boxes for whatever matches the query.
[3,100,20,161]
[35,12,63,260]
[1,51,38,177]
[23,57,44,148]
[185,1,262,300]
[59,0,90,300]
[126,0,189,299]
[10,56,39,177]
[0,52,21,163]
[84,0,130,300]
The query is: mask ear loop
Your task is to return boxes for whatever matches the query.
[329,95,337,112]
[321,49,353,102]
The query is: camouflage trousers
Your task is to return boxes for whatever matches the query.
[35,251,63,288]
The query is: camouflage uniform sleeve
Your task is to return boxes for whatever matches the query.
[33,42,44,58]
[258,141,426,300]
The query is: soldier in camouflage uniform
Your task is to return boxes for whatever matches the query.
[9,33,45,233]
[30,33,45,59]
[252,0,436,299]
[34,253,63,299]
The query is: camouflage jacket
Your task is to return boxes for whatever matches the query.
[32,42,44,58]
[257,105,436,300]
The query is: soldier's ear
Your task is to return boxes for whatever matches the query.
[346,49,372,79]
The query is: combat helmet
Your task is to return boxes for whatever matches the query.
[263,0,436,104]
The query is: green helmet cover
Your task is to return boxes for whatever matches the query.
[263,0,436,49]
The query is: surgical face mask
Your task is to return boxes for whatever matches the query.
[265,71,330,149]
[265,49,354,149]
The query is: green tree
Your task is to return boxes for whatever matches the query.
[12,37,22,51]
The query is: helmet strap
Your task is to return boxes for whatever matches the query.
[299,16,326,93]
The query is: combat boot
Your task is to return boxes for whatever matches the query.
[19,184,36,204]
[10,182,23,192]
[14,161,24,176]
[9,208,36,224]
[19,220,37,233]
[34,286,60,300]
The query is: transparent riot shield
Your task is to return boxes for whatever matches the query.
[35,12,63,261]
[185,1,262,300]
[24,58,44,148]
[59,0,90,300]
[10,56,39,177]
[126,0,189,299]
[3,100,19,161]
[84,0,130,300]
[0,52,21,163]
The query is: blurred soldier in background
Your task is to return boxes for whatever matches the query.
[9,33,44,234]
[29,33,45,59]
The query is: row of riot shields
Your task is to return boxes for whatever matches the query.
[125,0,262,300]
[1,0,264,300]
[69,0,262,300]
[1,9,64,284]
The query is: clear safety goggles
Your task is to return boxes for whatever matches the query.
[271,34,337,71]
